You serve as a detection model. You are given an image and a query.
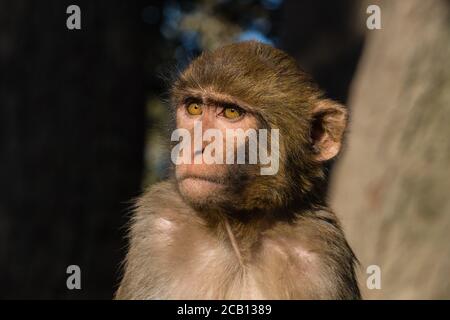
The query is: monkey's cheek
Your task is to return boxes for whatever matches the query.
[178,178,226,199]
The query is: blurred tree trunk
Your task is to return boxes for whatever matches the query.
[330,0,450,299]
[0,1,148,298]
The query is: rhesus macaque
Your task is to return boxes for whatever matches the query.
[116,41,360,299]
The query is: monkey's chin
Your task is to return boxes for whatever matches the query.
[179,177,226,197]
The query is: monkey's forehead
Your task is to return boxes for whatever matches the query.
[172,41,320,112]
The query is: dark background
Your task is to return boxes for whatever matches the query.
[0,0,365,299]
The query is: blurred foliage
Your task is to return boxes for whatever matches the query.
[159,0,282,64]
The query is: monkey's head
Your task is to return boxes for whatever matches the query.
[170,41,347,215]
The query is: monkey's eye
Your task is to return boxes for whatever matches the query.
[186,103,203,116]
[222,107,243,120]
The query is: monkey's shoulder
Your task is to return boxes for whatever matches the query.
[130,180,201,239]
[261,209,354,269]
[255,210,359,299]
[267,208,343,239]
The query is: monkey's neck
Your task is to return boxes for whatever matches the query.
[223,216,245,268]
[199,201,327,264]
[202,210,275,264]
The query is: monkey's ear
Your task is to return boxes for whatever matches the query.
[310,99,348,162]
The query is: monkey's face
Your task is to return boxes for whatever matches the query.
[174,99,259,209]
[170,41,348,213]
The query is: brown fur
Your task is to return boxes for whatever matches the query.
[116,41,360,299]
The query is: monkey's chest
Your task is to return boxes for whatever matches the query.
[157,239,268,299]
[168,259,264,299]
[147,215,303,299]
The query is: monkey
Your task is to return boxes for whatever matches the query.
[115,41,361,300]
